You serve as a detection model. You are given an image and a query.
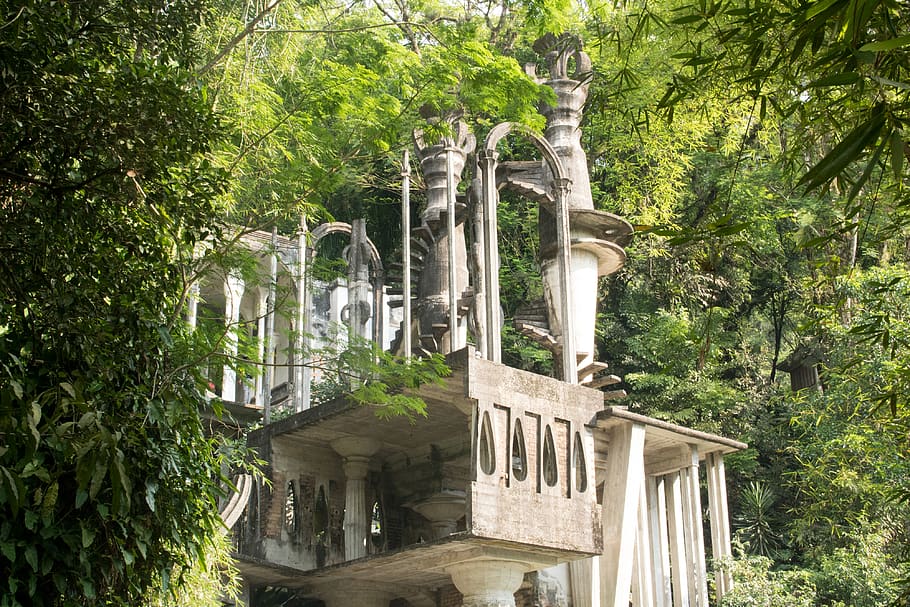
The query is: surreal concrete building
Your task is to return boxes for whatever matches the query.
[203,34,745,607]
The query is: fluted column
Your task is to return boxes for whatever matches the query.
[447,559,528,607]
[255,289,268,406]
[330,437,381,560]
[187,281,199,330]
[570,557,600,607]
[222,272,245,402]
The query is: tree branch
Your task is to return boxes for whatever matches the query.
[198,0,284,75]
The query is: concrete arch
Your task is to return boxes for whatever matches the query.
[309,221,384,274]
[478,123,577,383]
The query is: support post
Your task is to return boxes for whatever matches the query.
[647,476,672,607]
[569,557,600,607]
[684,446,709,607]
[552,178,576,384]
[255,289,267,407]
[401,149,412,359]
[331,437,381,561]
[222,272,245,402]
[707,451,733,602]
[479,148,501,362]
[633,479,656,607]
[294,219,308,411]
[187,281,199,330]
[262,226,278,424]
[445,146,459,351]
[665,471,690,607]
[599,421,646,607]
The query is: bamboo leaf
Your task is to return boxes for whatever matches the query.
[799,107,886,191]
[859,35,910,52]
[891,131,905,182]
[806,72,860,87]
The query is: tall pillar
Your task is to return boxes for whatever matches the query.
[599,421,646,607]
[330,437,381,560]
[187,281,200,330]
[447,559,528,607]
[569,557,600,607]
[222,272,245,402]
[684,447,709,607]
[707,452,733,601]
[255,289,268,406]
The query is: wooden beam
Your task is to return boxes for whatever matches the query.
[599,421,646,607]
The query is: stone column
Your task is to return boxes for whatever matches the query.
[570,557,600,607]
[255,289,268,406]
[187,281,199,330]
[447,559,528,607]
[222,272,245,402]
[330,437,381,560]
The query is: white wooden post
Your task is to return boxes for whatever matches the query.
[684,447,709,607]
[633,480,656,607]
[600,421,646,607]
[647,476,672,607]
[665,471,690,607]
[707,452,733,601]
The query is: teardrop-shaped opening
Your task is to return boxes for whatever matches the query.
[573,432,588,493]
[314,485,329,567]
[543,425,558,487]
[511,419,528,482]
[479,410,496,475]
[284,481,298,534]
[370,500,384,549]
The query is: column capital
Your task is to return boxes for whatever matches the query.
[446,559,529,607]
[330,436,382,460]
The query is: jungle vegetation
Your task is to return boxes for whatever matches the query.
[0,0,908,604]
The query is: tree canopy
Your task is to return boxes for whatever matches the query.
[2,0,909,604]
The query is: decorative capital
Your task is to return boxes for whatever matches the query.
[413,108,476,158]
[525,33,592,84]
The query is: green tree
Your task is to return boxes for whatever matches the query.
[0,1,233,604]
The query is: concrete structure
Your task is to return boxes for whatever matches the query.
[201,34,744,607]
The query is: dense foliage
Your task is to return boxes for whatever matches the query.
[0,1,230,604]
[2,0,909,604]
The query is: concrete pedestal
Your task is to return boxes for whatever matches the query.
[447,559,528,607]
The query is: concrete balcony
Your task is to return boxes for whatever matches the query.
[231,346,744,606]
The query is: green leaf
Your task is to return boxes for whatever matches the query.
[24,545,37,572]
[0,541,14,563]
[799,106,886,191]
[0,467,20,515]
[859,35,910,52]
[891,131,904,182]
[81,526,96,549]
[60,382,76,399]
[671,14,705,24]
[806,72,860,87]
[806,0,845,20]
